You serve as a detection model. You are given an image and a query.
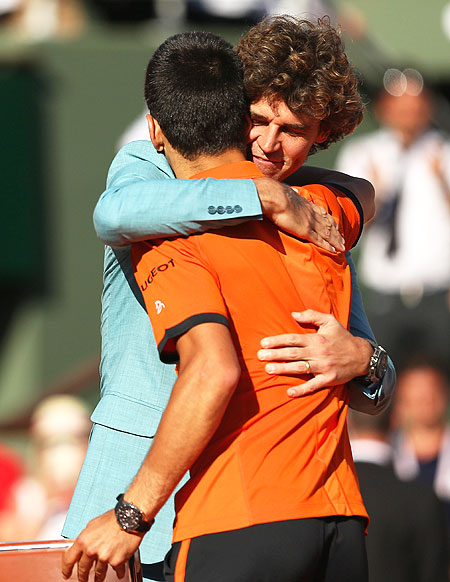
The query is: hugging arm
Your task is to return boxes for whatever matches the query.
[258,170,395,412]
[94,141,343,252]
[258,255,395,412]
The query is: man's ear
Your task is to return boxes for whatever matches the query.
[146,114,165,151]
[316,128,330,144]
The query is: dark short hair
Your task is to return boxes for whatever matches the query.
[237,16,364,154]
[144,31,248,160]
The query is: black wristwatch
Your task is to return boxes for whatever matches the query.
[359,343,388,386]
[114,494,153,533]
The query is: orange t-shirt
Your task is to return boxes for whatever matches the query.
[131,160,368,542]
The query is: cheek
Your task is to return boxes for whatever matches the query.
[285,142,308,166]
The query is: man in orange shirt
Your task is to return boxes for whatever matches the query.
[63,27,368,582]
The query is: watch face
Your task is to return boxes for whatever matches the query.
[116,503,141,531]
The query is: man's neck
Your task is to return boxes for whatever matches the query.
[409,424,446,461]
[167,148,247,179]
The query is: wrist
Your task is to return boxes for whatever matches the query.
[352,337,374,377]
[253,178,287,219]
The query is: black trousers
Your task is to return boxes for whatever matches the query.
[164,517,368,582]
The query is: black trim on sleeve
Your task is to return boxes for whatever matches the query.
[158,313,229,364]
[323,183,364,248]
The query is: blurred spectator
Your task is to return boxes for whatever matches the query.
[0,443,23,513]
[1,0,85,40]
[0,395,91,541]
[0,0,20,22]
[0,443,24,540]
[185,0,337,25]
[185,0,264,25]
[349,407,449,582]
[442,2,450,41]
[335,69,450,372]
[184,0,367,39]
[391,360,450,531]
[86,0,155,24]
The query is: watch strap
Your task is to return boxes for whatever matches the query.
[355,343,388,386]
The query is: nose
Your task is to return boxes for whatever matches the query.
[258,124,280,153]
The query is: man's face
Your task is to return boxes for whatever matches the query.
[377,91,432,145]
[395,368,448,429]
[248,98,326,182]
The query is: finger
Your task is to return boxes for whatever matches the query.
[293,205,338,252]
[94,561,108,582]
[311,210,345,251]
[113,563,127,580]
[77,555,96,582]
[291,310,332,328]
[306,231,337,253]
[313,228,345,252]
[62,546,83,579]
[287,375,328,397]
[264,361,313,375]
[258,346,309,362]
[260,333,309,350]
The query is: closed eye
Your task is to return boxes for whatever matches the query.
[250,115,269,126]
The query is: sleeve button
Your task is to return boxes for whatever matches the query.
[234,205,242,213]
[208,206,217,215]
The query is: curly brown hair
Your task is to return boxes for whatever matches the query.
[237,15,364,154]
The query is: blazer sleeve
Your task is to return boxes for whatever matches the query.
[94,141,262,246]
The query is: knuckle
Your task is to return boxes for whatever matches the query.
[321,361,333,374]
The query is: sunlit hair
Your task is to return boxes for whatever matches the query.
[237,15,364,154]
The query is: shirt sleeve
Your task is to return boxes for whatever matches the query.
[131,236,229,364]
[296,184,363,250]
[94,141,262,246]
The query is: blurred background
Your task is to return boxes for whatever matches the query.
[0,0,449,561]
